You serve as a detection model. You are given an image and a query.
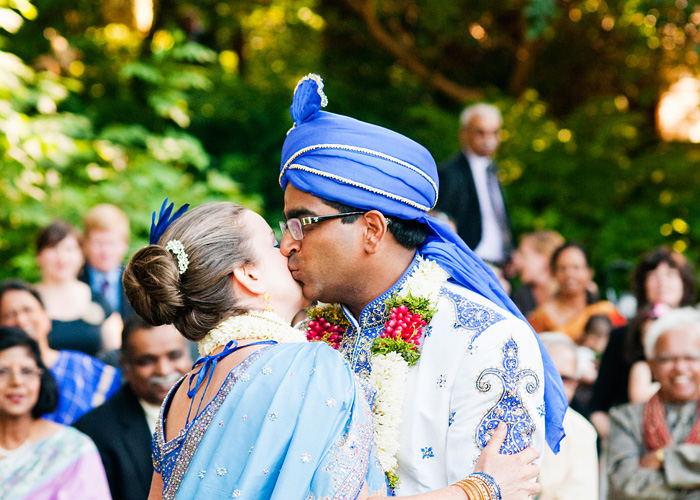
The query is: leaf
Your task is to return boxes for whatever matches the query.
[120,62,163,84]
[169,42,217,64]
[371,337,420,366]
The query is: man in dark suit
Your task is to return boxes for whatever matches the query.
[79,204,134,319]
[436,103,512,266]
[74,315,191,500]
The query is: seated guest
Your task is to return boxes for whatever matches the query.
[527,242,626,340]
[607,307,700,499]
[626,303,671,404]
[510,230,564,317]
[79,204,133,320]
[0,279,121,424]
[75,315,191,500]
[572,314,614,417]
[35,220,122,356]
[589,247,696,439]
[538,332,599,500]
[0,326,112,499]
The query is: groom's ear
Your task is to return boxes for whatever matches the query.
[231,264,265,296]
[361,210,390,255]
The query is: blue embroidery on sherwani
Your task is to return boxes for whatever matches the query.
[340,254,420,377]
[537,403,546,418]
[441,287,506,351]
[475,338,539,454]
[421,447,434,459]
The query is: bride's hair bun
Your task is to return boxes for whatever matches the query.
[123,245,184,326]
[123,202,253,341]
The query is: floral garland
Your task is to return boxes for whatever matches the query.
[306,256,449,490]
[199,310,307,357]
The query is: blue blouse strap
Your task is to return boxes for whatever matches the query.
[185,339,278,423]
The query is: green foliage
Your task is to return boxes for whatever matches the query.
[385,293,437,324]
[1,0,699,295]
[307,304,350,329]
[0,1,258,282]
[371,338,420,366]
[385,470,401,492]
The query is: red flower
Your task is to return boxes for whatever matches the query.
[306,316,345,349]
[381,305,427,345]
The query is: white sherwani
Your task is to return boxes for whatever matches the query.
[339,257,546,495]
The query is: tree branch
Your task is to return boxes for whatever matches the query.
[344,0,483,103]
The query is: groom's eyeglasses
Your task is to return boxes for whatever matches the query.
[279,212,365,241]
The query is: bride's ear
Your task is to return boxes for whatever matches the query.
[231,264,265,296]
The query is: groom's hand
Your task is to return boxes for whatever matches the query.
[473,422,540,500]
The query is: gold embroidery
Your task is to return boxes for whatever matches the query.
[284,164,434,212]
[293,74,329,108]
[279,143,438,209]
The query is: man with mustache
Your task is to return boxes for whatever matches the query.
[74,314,191,500]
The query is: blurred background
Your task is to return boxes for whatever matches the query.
[1,0,699,294]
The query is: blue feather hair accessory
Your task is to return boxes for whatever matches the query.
[289,73,328,128]
[149,199,190,245]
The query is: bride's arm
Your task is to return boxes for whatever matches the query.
[364,423,540,500]
[147,472,164,500]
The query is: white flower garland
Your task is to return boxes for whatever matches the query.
[396,257,449,303]
[368,351,409,472]
[198,310,307,357]
[368,256,449,483]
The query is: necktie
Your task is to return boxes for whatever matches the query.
[486,163,513,259]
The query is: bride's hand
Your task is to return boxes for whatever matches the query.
[473,422,540,500]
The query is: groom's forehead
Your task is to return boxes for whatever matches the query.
[283,185,327,217]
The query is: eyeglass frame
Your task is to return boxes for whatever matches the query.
[279,211,367,241]
[0,366,45,383]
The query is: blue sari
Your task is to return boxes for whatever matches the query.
[153,342,387,499]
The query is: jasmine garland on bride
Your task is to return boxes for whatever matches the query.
[123,200,540,500]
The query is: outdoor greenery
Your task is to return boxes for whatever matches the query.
[1,0,699,292]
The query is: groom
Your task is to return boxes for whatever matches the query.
[278,75,566,496]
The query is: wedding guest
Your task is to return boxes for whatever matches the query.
[527,242,626,340]
[0,279,120,424]
[35,220,122,355]
[572,314,614,417]
[510,230,564,317]
[79,204,133,319]
[436,103,512,266]
[589,247,696,438]
[75,315,191,500]
[606,307,700,499]
[538,332,598,500]
[0,326,112,499]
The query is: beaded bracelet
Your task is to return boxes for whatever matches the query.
[468,472,502,500]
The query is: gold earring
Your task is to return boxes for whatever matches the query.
[264,292,274,312]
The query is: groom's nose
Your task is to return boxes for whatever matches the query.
[279,229,298,257]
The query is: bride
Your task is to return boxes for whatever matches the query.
[124,201,539,500]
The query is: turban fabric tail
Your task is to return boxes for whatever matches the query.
[280,74,567,453]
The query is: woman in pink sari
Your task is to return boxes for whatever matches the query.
[0,326,111,500]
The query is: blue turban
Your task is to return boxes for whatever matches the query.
[280,74,567,453]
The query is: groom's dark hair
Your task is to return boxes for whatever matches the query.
[321,199,427,250]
